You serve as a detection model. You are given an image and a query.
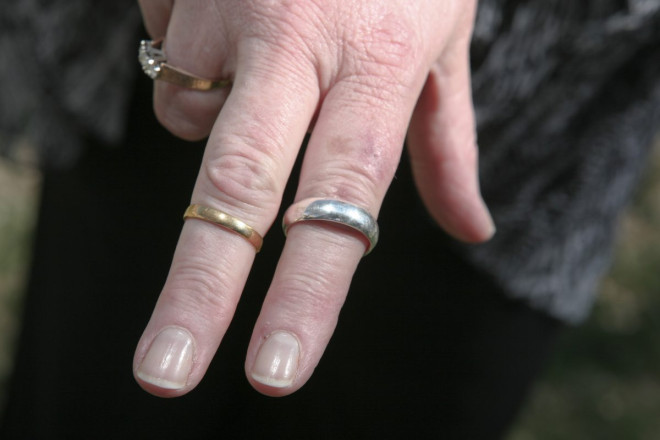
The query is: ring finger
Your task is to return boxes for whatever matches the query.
[149,1,234,141]
[244,70,423,395]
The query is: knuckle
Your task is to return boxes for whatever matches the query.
[341,10,423,90]
[312,161,384,208]
[309,134,400,205]
[361,18,421,72]
[201,135,284,222]
[241,1,323,66]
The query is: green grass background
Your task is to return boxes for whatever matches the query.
[0,153,40,411]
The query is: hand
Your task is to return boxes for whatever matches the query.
[134,0,494,398]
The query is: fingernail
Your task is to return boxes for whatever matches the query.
[482,209,497,239]
[136,327,194,390]
[251,331,300,388]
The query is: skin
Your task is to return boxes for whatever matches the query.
[134,0,494,398]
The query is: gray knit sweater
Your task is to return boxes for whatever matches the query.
[1,0,659,323]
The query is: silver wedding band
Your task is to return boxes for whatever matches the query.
[282,199,379,255]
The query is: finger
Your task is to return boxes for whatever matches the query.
[133,44,320,397]
[138,0,174,38]
[245,222,364,396]
[407,48,495,243]
[152,2,233,141]
[244,67,419,396]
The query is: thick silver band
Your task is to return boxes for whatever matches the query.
[282,199,379,255]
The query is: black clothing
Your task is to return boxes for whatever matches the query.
[1,79,559,438]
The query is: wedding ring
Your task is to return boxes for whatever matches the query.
[138,39,231,90]
[184,204,263,252]
[282,199,379,255]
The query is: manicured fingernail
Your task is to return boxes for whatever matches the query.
[251,331,300,388]
[136,327,194,390]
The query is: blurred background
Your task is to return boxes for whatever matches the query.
[0,136,659,438]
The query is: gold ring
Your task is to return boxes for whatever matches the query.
[183,204,263,252]
[139,39,231,91]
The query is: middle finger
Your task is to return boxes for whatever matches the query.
[133,30,320,396]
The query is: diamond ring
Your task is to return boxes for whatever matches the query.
[138,39,231,91]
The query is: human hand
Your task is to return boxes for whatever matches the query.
[134,0,494,398]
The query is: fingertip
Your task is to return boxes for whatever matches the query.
[134,376,189,398]
[247,376,299,398]
[471,212,496,243]
[431,192,495,244]
[454,201,496,244]
[246,331,302,397]
[133,326,197,398]
[408,139,494,244]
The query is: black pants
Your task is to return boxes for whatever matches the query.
[1,78,560,439]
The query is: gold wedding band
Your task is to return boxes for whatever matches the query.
[138,39,231,91]
[183,204,263,252]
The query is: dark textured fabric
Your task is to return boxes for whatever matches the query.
[0,1,658,322]
[0,0,140,166]
[463,0,660,322]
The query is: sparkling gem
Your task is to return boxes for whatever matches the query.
[138,40,165,79]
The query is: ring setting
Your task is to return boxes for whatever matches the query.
[138,39,166,80]
[138,39,231,91]
[283,199,379,255]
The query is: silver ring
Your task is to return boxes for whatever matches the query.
[282,199,379,255]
